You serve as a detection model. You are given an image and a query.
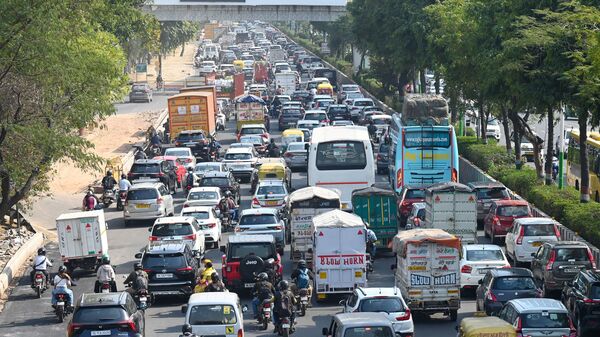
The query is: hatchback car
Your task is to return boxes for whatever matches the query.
[476,267,541,315]
[505,217,560,265]
[343,91,365,106]
[193,162,227,180]
[222,147,258,182]
[183,187,222,209]
[349,98,375,121]
[497,298,574,337]
[331,120,354,127]
[239,135,268,155]
[340,287,414,337]
[561,269,600,335]
[303,110,329,127]
[326,104,351,122]
[235,208,286,254]
[252,180,289,210]
[278,107,304,131]
[123,182,175,226]
[468,182,511,225]
[127,159,177,193]
[296,119,320,131]
[323,313,397,337]
[148,216,206,254]
[283,141,308,171]
[397,185,426,227]
[237,124,269,143]
[376,143,390,175]
[531,241,596,296]
[164,147,196,170]
[181,292,245,337]
[68,292,145,337]
[484,199,532,244]
[174,130,209,159]
[460,244,510,290]
[197,171,240,205]
[129,83,152,103]
[180,206,222,249]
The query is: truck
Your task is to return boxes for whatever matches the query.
[235,32,250,44]
[351,186,398,251]
[168,91,216,141]
[424,182,477,244]
[204,23,219,41]
[235,95,266,131]
[312,210,368,302]
[185,74,215,87]
[268,49,287,63]
[253,61,269,84]
[275,72,298,96]
[56,210,109,273]
[392,228,461,321]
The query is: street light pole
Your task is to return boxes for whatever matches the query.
[558,105,565,189]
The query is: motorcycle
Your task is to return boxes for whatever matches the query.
[99,281,112,293]
[150,144,161,157]
[216,113,226,131]
[102,189,115,208]
[276,314,295,337]
[258,299,272,330]
[33,271,47,298]
[53,292,73,323]
[366,254,374,279]
[295,288,309,317]
[116,190,127,211]
[126,283,152,310]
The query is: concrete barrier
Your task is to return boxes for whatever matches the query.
[0,232,44,296]
[121,108,169,173]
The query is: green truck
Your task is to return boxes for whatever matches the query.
[352,186,399,250]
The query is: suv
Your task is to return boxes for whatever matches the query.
[68,292,145,337]
[322,313,396,337]
[123,182,175,226]
[326,104,351,122]
[278,107,303,131]
[235,208,286,254]
[149,216,206,254]
[135,242,200,297]
[129,83,152,103]
[397,185,426,227]
[475,268,541,316]
[127,159,177,193]
[222,147,258,183]
[484,199,531,244]
[252,180,289,210]
[198,171,240,205]
[562,269,600,335]
[220,234,282,291]
[505,217,560,266]
[468,182,511,225]
[174,130,209,159]
[497,299,574,337]
[237,124,269,143]
[340,287,414,337]
[303,110,329,127]
[531,241,596,296]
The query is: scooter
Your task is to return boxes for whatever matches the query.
[276,314,295,337]
[116,190,127,211]
[102,189,115,208]
[216,113,226,131]
[32,271,47,298]
[258,299,272,330]
[295,288,310,317]
[100,281,112,293]
[53,291,73,323]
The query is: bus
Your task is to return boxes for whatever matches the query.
[388,113,459,192]
[307,126,376,211]
[566,130,600,201]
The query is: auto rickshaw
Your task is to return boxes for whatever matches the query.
[281,129,305,153]
[250,158,292,193]
[233,60,244,72]
[316,82,334,96]
[457,315,516,337]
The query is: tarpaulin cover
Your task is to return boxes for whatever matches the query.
[311,209,365,230]
[426,182,473,195]
[402,94,448,124]
[352,186,395,197]
[460,317,516,337]
[290,186,341,203]
[236,94,266,105]
[392,228,460,255]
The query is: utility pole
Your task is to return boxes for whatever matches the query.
[558,104,565,189]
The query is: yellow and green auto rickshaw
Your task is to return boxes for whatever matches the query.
[281,129,305,153]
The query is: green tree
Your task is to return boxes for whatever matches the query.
[158,21,199,76]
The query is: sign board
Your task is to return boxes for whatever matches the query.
[136,63,147,73]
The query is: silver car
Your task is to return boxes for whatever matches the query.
[235,208,286,254]
[129,83,153,103]
[497,298,572,337]
[123,182,175,226]
[283,142,308,171]
[251,180,289,211]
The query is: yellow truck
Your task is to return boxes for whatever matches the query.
[204,23,219,41]
[168,91,216,141]
[235,95,266,132]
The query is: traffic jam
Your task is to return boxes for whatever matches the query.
[28,21,600,337]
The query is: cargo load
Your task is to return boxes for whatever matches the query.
[424,182,477,243]
[402,94,449,126]
[168,91,216,141]
[351,186,398,250]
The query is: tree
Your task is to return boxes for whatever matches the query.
[158,21,199,76]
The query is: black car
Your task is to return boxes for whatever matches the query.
[326,104,351,122]
[68,292,144,337]
[135,242,200,297]
[174,130,209,159]
[376,143,390,175]
[198,171,240,204]
[562,269,600,335]
[291,91,311,107]
[475,267,541,316]
[278,107,303,131]
[127,159,177,193]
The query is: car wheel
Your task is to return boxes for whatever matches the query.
[449,310,458,322]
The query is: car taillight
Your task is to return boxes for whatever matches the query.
[143,269,151,273]
[183,234,196,240]
[461,265,472,274]
[207,223,216,228]
[185,158,192,163]
[486,291,497,302]
[284,152,294,158]
[583,297,600,303]
[546,250,556,270]
[149,236,159,241]
[117,320,137,332]
[177,266,193,272]
[587,248,597,268]
[515,317,523,335]
[451,168,458,182]
[175,142,181,146]
[396,309,411,321]
[396,169,403,188]
[376,154,382,161]
[567,317,577,337]
[260,133,268,139]
[237,329,243,337]
[156,197,163,204]
[516,225,525,245]
[67,323,83,336]
[35,274,44,279]
[127,172,133,178]
[493,216,500,225]
[263,302,271,308]
[274,225,282,230]
[252,198,260,205]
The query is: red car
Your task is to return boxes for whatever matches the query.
[484,199,532,244]
[153,155,187,188]
[397,185,426,227]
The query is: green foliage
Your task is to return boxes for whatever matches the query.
[528,185,580,224]
[491,167,538,199]
[458,138,512,172]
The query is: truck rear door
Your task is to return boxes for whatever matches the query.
[79,216,103,256]
[406,242,460,302]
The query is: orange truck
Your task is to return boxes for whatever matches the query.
[204,23,219,41]
[168,91,216,142]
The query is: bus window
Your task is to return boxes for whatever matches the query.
[316,141,367,170]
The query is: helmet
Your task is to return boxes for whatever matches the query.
[258,272,268,281]
[102,255,110,265]
[121,174,126,179]
[134,262,143,271]
[107,170,113,176]
[270,138,275,143]
[87,190,93,196]
[211,273,220,282]
[225,190,232,197]
[58,266,67,273]
[187,167,193,172]
[298,260,307,268]
[37,247,46,255]
[278,280,289,290]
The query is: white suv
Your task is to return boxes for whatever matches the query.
[149,216,206,254]
[341,287,414,337]
[505,217,560,265]
[123,182,175,226]
[180,206,222,249]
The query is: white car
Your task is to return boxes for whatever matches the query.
[180,206,222,249]
[505,217,560,265]
[149,216,206,254]
[123,182,175,226]
[486,119,501,141]
[303,110,329,127]
[349,98,375,119]
[183,187,222,208]
[194,162,226,180]
[331,120,354,126]
[221,147,258,183]
[164,147,196,170]
[296,120,320,131]
[251,180,289,210]
[341,287,414,336]
[199,60,217,73]
[460,244,510,290]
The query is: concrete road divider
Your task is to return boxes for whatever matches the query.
[0,232,44,296]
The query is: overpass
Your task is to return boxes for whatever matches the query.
[144,0,347,22]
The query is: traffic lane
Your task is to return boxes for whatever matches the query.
[115,95,168,115]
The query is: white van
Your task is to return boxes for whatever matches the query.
[181,292,246,337]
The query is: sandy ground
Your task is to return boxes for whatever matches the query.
[132,41,198,86]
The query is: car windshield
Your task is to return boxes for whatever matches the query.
[241,137,262,144]
[165,149,190,157]
[241,128,264,135]
[466,249,504,261]
[555,248,589,262]
[521,312,569,329]
[200,177,229,186]
[152,223,193,236]
[195,165,221,173]
[316,141,367,171]
[379,144,390,154]
[131,164,160,174]
[344,327,393,337]
[257,185,286,195]
[188,305,237,325]
[127,189,158,200]
[182,211,210,221]
[591,284,600,299]
[188,191,218,200]
[282,110,302,117]
[305,114,325,121]
[372,118,390,125]
[343,85,360,92]
[492,276,536,290]
[73,307,126,324]
[359,297,404,313]
[287,143,306,152]
[132,85,147,91]
[354,100,374,107]
[298,122,317,130]
[497,205,529,217]
[347,93,364,99]
[239,214,278,226]
[177,133,204,142]
[476,188,509,200]
[405,189,425,199]
[225,153,252,160]
[229,243,274,260]
[523,224,556,236]
[142,253,186,269]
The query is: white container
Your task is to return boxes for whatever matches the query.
[275,72,298,96]
[56,210,109,271]
[424,182,477,244]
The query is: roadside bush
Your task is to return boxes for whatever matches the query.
[464,127,476,137]
[563,202,600,248]
[528,185,580,223]
[491,166,538,199]
[457,136,480,155]
[463,143,512,171]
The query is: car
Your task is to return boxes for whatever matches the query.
[183,187,222,208]
[239,134,268,155]
[220,234,282,291]
[349,98,375,121]
[510,132,545,163]
[174,130,209,160]
[221,147,258,183]
[322,313,396,337]
[180,206,222,249]
[397,185,426,227]
[235,208,286,254]
[406,202,426,229]
[531,241,596,296]
[298,128,312,142]
[497,299,574,337]
[358,109,383,126]
[296,119,321,131]
[505,217,560,266]
[197,171,240,205]
[198,60,217,73]
[475,267,541,316]
[460,244,510,290]
[123,182,175,226]
[468,182,511,225]
[149,216,206,254]
[331,120,354,126]
[376,142,390,174]
[127,159,178,193]
[135,242,200,297]
[229,142,256,151]
[291,90,311,106]
[153,155,187,188]
[561,269,600,335]
[340,287,414,336]
[339,84,360,96]
[181,292,246,337]
[251,180,289,210]
[278,107,304,131]
[486,119,501,140]
[237,123,269,143]
[68,292,145,337]
[283,141,308,171]
[193,162,227,180]
[368,115,392,142]
[314,98,335,111]
[326,104,352,122]
[129,82,152,103]
[164,147,196,170]
[337,89,361,105]
[303,110,329,127]
[281,101,304,110]
[484,199,532,244]
[343,91,365,106]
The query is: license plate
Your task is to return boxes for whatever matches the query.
[532,241,542,247]
[101,288,110,293]
[301,296,308,301]
[91,331,111,336]
[156,273,173,279]
[266,200,278,206]
[282,324,290,328]
[184,143,195,147]
[565,269,580,273]
[139,297,147,302]
[244,283,254,288]
[136,204,150,209]
[479,268,491,275]
[35,279,43,283]
[57,301,65,306]
[263,308,271,312]
[355,271,362,277]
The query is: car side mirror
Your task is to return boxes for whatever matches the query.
[339,299,346,306]
[478,279,483,285]
[242,305,248,313]
[531,253,536,257]
[134,253,142,259]
[194,251,202,259]
[220,245,227,253]
[390,264,396,270]
[148,227,152,232]
[182,323,192,333]
[322,328,329,336]
[304,143,309,151]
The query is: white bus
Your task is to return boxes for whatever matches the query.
[307,126,375,211]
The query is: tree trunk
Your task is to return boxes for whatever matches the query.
[545,106,554,185]
[434,74,440,95]
[500,104,512,153]
[448,86,458,124]
[507,103,522,169]
[158,53,163,77]
[579,111,590,203]
[179,44,185,57]
[420,70,427,94]
[479,100,488,145]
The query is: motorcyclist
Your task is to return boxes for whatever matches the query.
[95,255,117,293]
[83,190,99,211]
[118,174,132,192]
[224,191,238,221]
[252,272,275,319]
[194,260,216,293]
[290,260,314,299]
[367,120,377,140]
[267,139,279,157]
[205,273,226,292]
[208,137,222,159]
[276,85,284,95]
[366,227,378,259]
[185,167,195,192]
[124,262,148,297]
[101,170,117,192]
[52,266,75,308]
[30,247,52,287]
[273,280,296,332]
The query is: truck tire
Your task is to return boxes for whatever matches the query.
[449,310,458,322]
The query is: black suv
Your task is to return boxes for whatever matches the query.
[68,292,144,337]
[467,182,511,226]
[198,171,240,204]
[475,268,540,316]
[532,241,596,296]
[562,269,600,335]
[174,130,209,159]
[127,159,177,193]
[135,242,200,297]
[326,104,351,122]
[278,107,303,131]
